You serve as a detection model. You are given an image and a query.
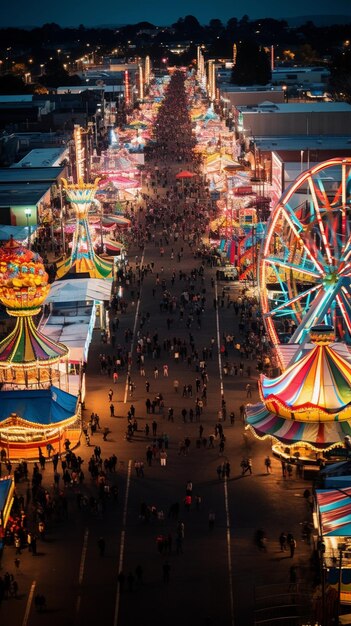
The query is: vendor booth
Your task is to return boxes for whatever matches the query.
[316,487,351,605]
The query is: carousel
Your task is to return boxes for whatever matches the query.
[245,325,351,465]
[0,238,80,459]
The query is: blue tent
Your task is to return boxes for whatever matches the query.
[0,225,38,242]
[0,386,77,426]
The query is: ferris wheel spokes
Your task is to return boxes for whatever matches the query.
[260,159,351,349]
[280,205,325,276]
[266,284,322,319]
[289,279,347,344]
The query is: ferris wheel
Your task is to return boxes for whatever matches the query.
[260,158,351,347]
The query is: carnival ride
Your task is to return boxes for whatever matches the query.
[0,238,68,387]
[246,325,351,451]
[56,179,113,280]
[0,238,79,458]
[260,158,351,350]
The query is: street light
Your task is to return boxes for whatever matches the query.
[25,209,31,249]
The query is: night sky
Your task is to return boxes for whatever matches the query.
[1,0,351,28]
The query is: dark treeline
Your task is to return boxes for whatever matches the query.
[1,15,351,63]
[1,15,351,98]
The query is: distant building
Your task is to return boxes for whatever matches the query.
[0,166,65,226]
[11,147,69,168]
[220,85,285,108]
[271,66,330,88]
[236,102,351,137]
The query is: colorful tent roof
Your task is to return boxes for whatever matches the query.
[316,488,351,536]
[246,401,351,449]
[246,325,351,450]
[260,327,351,422]
[0,386,77,428]
[0,315,68,365]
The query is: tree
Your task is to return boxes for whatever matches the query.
[329,47,351,102]
[231,40,271,85]
[0,74,32,94]
[294,43,319,65]
[40,59,81,88]
[226,17,238,32]
[208,19,224,36]
[172,15,204,38]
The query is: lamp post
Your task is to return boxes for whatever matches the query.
[25,208,31,249]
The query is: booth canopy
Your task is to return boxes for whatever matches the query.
[0,225,38,241]
[47,278,113,304]
[316,487,351,536]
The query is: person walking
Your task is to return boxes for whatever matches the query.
[289,536,297,557]
[264,456,272,473]
[146,447,153,466]
[163,560,170,583]
[154,366,159,379]
[163,364,169,377]
[279,532,287,551]
[108,388,113,402]
[110,403,115,417]
[246,383,252,398]
[98,537,106,556]
[160,449,167,467]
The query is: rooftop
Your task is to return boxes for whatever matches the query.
[239,102,351,113]
[0,183,50,206]
[0,166,64,182]
[11,149,68,168]
[254,135,351,151]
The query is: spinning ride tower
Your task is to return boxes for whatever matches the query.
[56,179,113,280]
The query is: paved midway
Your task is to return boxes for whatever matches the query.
[0,80,315,626]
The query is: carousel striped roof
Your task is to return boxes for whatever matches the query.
[260,326,351,421]
[246,402,351,449]
[0,316,68,365]
[246,326,351,449]
[316,488,351,536]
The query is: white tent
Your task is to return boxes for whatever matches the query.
[47,278,113,304]
[40,309,96,364]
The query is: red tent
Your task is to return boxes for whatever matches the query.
[176,170,196,179]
